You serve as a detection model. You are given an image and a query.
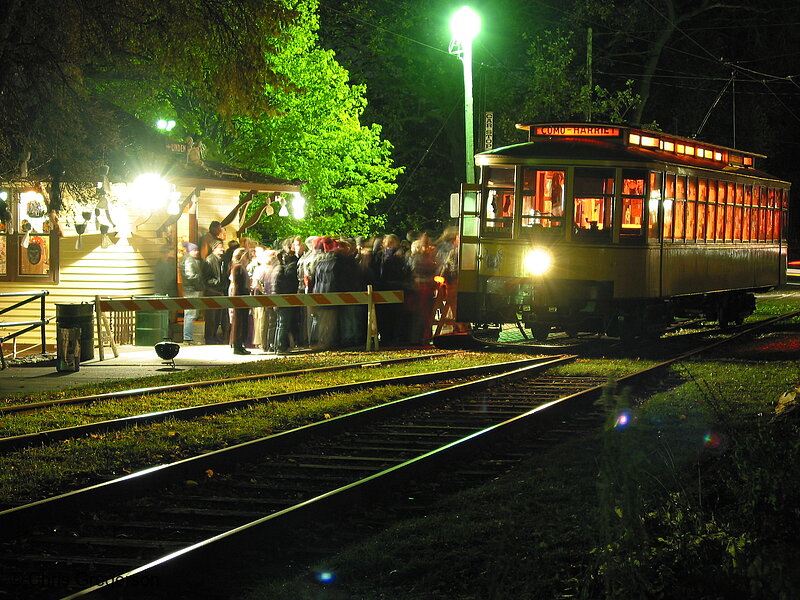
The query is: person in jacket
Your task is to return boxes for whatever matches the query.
[203,241,230,344]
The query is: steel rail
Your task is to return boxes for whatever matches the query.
[0,357,564,452]
[0,353,456,415]
[50,309,800,598]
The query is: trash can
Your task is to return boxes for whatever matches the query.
[55,303,95,361]
[135,295,170,346]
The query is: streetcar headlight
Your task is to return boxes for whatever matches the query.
[523,248,553,276]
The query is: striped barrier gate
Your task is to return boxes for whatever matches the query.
[94,286,404,359]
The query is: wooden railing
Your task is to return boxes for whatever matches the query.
[0,290,50,369]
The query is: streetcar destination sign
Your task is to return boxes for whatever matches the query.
[535,126,620,137]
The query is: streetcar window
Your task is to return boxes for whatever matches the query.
[673,176,686,241]
[621,170,646,239]
[696,178,707,242]
[757,187,767,241]
[705,179,716,241]
[521,169,565,232]
[573,168,614,238]
[734,183,744,241]
[648,172,662,241]
[725,182,735,241]
[663,174,675,240]
[686,177,697,241]
[483,166,514,236]
[716,181,726,241]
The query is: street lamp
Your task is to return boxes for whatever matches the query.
[449,6,481,184]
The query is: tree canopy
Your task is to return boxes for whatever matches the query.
[0,0,299,179]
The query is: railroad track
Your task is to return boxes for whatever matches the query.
[1,312,796,599]
[0,358,553,453]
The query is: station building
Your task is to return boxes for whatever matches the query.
[0,139,302,357]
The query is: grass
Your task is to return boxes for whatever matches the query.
[0,352,536,437]
[0,349,461,405]
[0,351,548,506]
[242,355,800,600]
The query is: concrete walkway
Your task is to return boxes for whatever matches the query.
[0,343,282,399]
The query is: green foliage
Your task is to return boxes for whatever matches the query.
[587,362,800,598]
[519,29,640,124]
[0,0,302,179]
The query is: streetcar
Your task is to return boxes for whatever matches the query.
[453,123,791,341]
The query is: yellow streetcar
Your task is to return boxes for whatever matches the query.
[453,123,791,341]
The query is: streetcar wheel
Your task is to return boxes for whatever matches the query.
[530,324,550,343]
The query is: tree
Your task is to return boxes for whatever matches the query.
[0,0,300,180]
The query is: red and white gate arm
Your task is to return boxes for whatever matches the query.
[98,290,404,313]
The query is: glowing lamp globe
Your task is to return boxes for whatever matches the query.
[450,6,481,44]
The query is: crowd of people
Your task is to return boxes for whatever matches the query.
[156,221,460,355]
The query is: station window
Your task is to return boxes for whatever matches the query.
[0,188,59,283]
[647,172,662,241]
[573,168,614,239]
[621,170,646,239]
[520,169,566,233]
[483,166,515,236]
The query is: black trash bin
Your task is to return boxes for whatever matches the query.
[55,303,95,361]
[134,295,170,346]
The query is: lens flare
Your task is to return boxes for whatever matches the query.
[316,571,335,584]
[613,410,632,430]
[703,431,722,449]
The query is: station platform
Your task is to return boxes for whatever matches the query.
[0,343,283,399]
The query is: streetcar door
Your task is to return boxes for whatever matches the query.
[457,184,481,296]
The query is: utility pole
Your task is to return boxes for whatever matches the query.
[586,28,593,122]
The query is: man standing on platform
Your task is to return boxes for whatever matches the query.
[199,220,224,260]
[203,241,230,344]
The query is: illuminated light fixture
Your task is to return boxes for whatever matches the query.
[662,141,675,152]
[291,192,306,219]
[640,136,659,147]
[714,151,723,161]
[523,248,553,276]
[156,119,176,132]
[132,173,171,212]
[684,146,695,156]
[744,157,753,166]
[167,189,182,215]
[278,197,289,217]
[449,5,480,184]
[629,134,641,145]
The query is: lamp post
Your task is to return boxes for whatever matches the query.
[449,6,481,184]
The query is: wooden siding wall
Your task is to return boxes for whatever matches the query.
[1,187,250,354]
[1,228,162,353]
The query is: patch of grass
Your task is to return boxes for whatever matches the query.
[0,353,535,437]
[0,385,428,506]
[0,350,462,405]
[241,359,800,599]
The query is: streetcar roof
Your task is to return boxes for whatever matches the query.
[478,123,787,184]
